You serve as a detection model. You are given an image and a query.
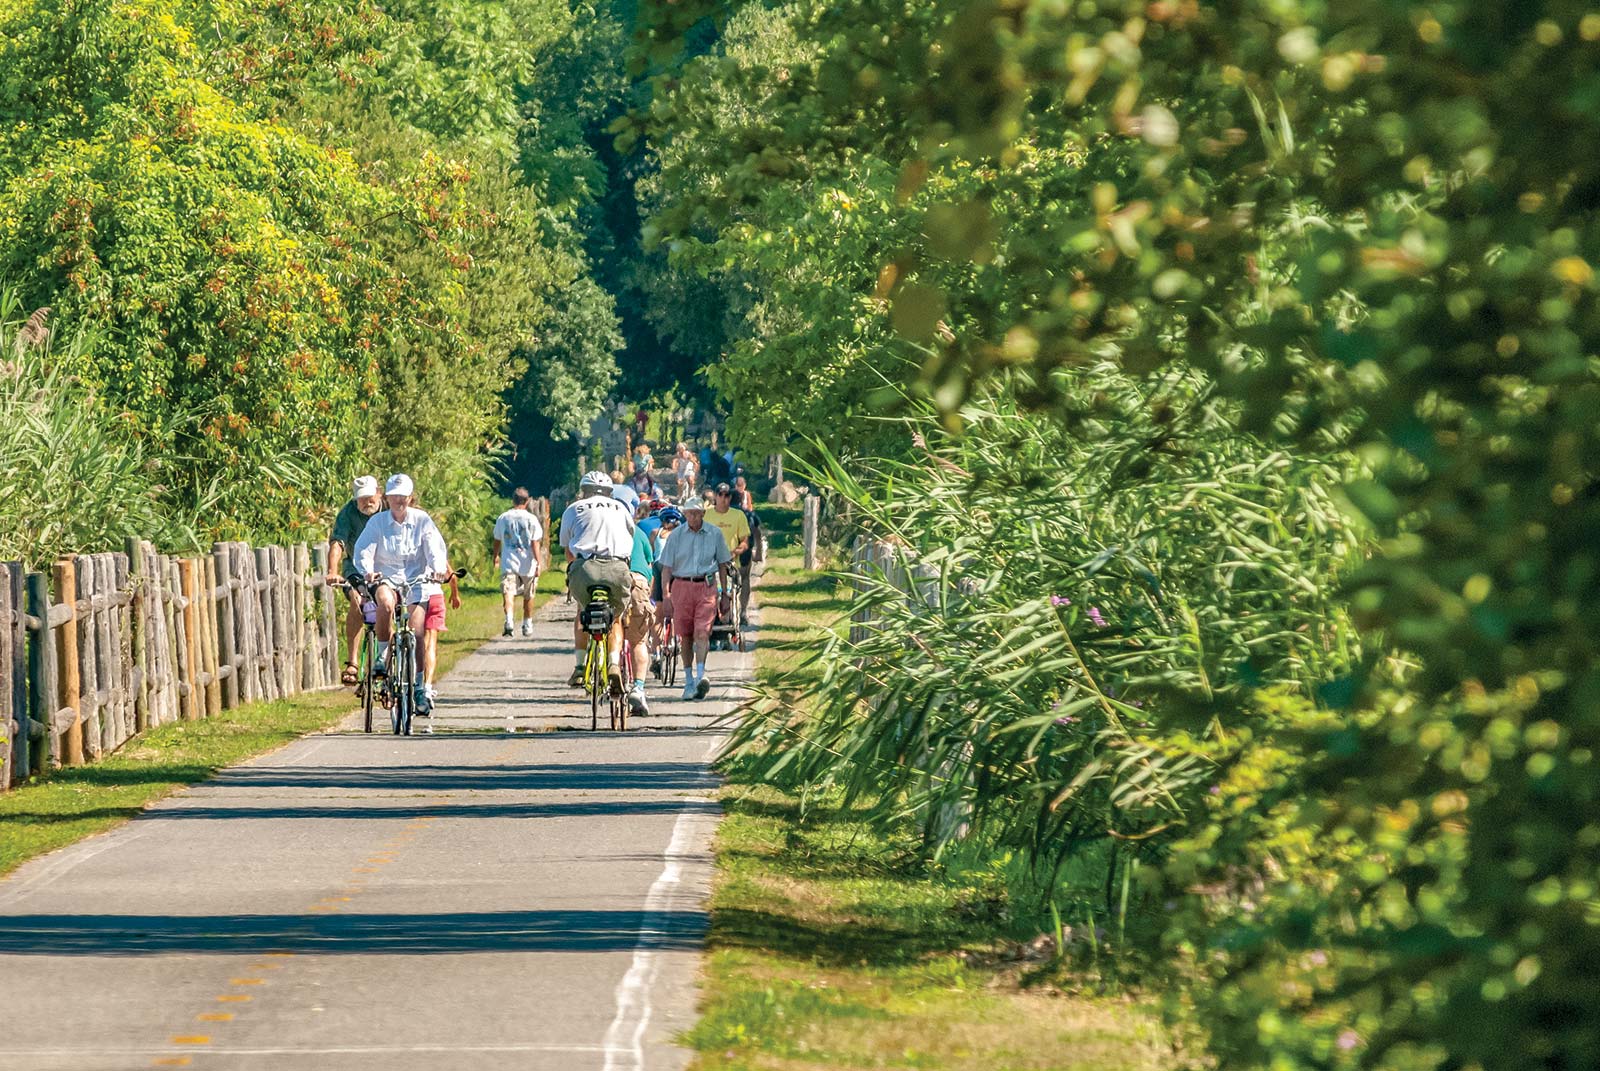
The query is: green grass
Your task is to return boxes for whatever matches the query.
[0,583,512,877]
[684,519,1176,1071]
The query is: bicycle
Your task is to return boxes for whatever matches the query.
[371,569,463,736]
[331,577,380,733]
[657,614,679,688]
[711,568,744,651]
[578,584,626,731]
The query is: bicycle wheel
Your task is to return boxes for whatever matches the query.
[359,629,376,734]
[401,631,417,736]
[391,632,412,736]
[588,637,604,732]
[613,645,631,731]
[663,636,678,688]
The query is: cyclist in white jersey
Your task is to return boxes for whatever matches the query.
[352,474,450,706]
[559,471,635,689]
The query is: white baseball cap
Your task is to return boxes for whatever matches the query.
[352,475,378,498]
[385,473,414,496]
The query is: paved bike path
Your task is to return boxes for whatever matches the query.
[0,591,752,1071]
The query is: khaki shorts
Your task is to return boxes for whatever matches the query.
[622,574,654,643]
[500,571,538,598]
[567,556,631,610]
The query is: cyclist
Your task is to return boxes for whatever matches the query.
[325,475,382,685]
[657,495,732,700]
[352,474,450,709]
[627,458,660,498]
[560,470,636,690]
[493,487,544,637]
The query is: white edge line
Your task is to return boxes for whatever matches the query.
[602,659,739,1071]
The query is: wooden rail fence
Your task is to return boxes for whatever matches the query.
[0,541,341,790]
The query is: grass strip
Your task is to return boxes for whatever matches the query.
[0,582,515,877]
[685,508,1174,1071]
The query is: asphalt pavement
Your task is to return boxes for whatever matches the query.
[0,587,753,1071]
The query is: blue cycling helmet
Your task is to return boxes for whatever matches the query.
[658,506,685,525]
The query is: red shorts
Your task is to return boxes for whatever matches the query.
[423,594,447,632]
[669,578,716,643]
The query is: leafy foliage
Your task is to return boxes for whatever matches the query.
[0,291,208,568]
[0,0,626,559]
[638,1,1600,1067]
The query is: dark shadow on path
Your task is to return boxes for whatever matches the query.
[0,908,706,956]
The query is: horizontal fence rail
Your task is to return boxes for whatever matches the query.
[0,541,341,790]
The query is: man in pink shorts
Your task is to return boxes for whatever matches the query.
[655,495,733,700]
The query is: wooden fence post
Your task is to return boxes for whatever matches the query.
[291,544,308,694]
[253,546,278,702]
[309,546,330,689]
[54,559,82,765]
[176,558,198,720]
[6,564,24,784]
[803,495,821,571]
[25,571,55,777]
[202,555,221,717]
[94,555,118,754]
[75,557,101,760]
[114,552,133,746]
[213,544,238,709]
[0,565,14,788]
[158,552,178,724]
[536,498,552,572]
[125,539,150,732]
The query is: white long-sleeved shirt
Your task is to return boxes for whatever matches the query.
[352,507,448,597]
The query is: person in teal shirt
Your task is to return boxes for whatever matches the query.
[630,524,655,581]
[622,523,657,716]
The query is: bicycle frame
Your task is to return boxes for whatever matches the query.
[376,574,431,737]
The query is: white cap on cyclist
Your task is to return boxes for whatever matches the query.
[385,473,414,497]
[579,470,613,492]
[684,495,711,513]
[352,475,378,498]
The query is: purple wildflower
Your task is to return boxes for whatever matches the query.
[1309,950,1328,967]
[1050,595,1071,608]
[1054,715,1079,727]
[1337,1030,1361,1052]
[1087,605,1107,627]
[1208,785,1221,796]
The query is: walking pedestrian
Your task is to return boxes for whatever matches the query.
[493,487,544,637]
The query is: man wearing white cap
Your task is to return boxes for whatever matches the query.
[655,494,732,700]
[326,475,382,685]
[352,474,450,708]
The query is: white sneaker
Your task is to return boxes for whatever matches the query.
[520,619,534,637]
[681,678,697,701]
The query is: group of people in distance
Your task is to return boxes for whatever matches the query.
[325,473,461,718]
[556,464,763,717]
[322,451,764,724]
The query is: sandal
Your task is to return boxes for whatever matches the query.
[341,661,360,685]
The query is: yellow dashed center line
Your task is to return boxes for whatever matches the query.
[151,1058,192,1067]
[170,1035,211,1045]
[216,995,252,1003]
[229,978,265,986]
[197,1013,234,1022]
